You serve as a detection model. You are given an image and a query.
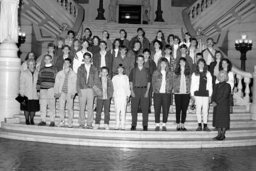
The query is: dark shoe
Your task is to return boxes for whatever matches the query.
[181,127,187,131]
[79,124,85,129]
[143,126,148,131]
[213,134,221,140]
[131,126,136,131]
[38,121,46,126]
[86,125,93,129]
[203,127,211,132]
[25,119,30,125]
[30,119,35,125]
[49,122,55,127]
[196,126,202,131]
[162,126,167,131]
[176,127,181,131]
[148,109,151,113]
[217,134,226,141]
[155,126,160,131]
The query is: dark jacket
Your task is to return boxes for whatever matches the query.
[212,82,231,128]
[173,74,191,94]
[144,59,157,77]
[76,64,99,92]
[129,36,150,50]
[55,55,73,72]
[93,51,113,77]
[152,69,173,94]
[95,77,114,99]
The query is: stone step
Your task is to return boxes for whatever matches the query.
[15,116,256,129]
[14,111,252,121]
[3,123,256,139]
[1,123,256,148]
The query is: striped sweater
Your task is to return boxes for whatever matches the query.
[37,65,58,90]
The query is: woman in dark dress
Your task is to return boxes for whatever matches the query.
[212,70,231,140]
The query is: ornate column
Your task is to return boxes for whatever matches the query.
[95,0,105,20]
[0,0,21,123]
[154,0,164,22]
[250,66,256,120]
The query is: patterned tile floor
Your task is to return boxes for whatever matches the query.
[0,138,256,171]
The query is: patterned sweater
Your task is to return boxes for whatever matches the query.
[37,65,58,90]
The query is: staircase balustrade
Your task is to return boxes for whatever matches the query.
[189,0,217,21]
[56,0,78,18]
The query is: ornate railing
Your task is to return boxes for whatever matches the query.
[56,0,78,18]
[188,0,218,22]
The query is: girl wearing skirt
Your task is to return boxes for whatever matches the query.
[20,59,40,125]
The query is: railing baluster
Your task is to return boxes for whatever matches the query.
[70,2,72,14]
[244,77,251,103]
[236,74,243,98]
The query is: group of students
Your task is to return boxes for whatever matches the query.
[19,27,234,141]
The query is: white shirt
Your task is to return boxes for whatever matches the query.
[173,44,179,59]
[154,50,162,65]
[159,70,166,93]
[100,51,107,67]
[112,74,131,98]
[114,49,119,58]
[84,64,91,82]
[203,47,215,65]
[73,50,87,73]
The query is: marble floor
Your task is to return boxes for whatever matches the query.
[0,138,256,171]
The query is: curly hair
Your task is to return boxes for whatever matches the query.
[219,58,232,72]
[195,58,208,75]
[175,57,191,76]
[152,39,163,50]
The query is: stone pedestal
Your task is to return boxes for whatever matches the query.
[0,41,21,123]
[250,66,256,120]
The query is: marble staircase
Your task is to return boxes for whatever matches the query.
[1,99,256,148]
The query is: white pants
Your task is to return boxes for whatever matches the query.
[195,96,209,124]
[114,97,127,129]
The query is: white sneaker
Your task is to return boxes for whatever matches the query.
[94,124,100,129]
[105,124,110,130]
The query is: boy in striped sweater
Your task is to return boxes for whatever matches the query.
[37,54,58,127]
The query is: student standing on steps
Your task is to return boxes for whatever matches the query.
[129,55,151,131]
[54,58,77,128]
[94,67,114,130]
[212,70,231,141]
[152,58,173,131]
[37,54,58,127]
[173,57,191,131]
[112,64,131,130]
[191,58,213,131]
[20,59,40,125]
[77,52,100,129]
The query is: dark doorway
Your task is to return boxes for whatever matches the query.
[119,5,141,24]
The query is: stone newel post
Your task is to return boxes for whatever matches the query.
[250,66,256,120]
[0,0,21,124]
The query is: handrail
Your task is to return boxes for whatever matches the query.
[181,7,197,37]
[71,4,84,34]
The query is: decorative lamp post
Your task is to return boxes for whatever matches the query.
[95,0,105,20]
[235,34,253,71]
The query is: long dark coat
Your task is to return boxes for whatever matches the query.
[212,82,231,128]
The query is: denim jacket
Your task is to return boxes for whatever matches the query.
[152,70,173,94]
